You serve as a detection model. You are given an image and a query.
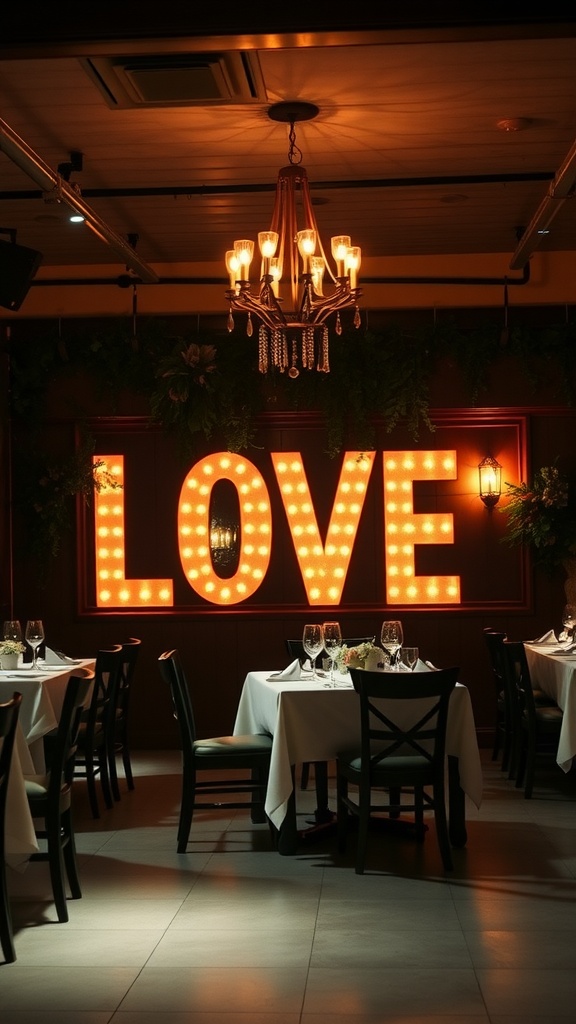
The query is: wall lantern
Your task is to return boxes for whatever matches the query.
[478,455,502,510]
[209,518,239,567]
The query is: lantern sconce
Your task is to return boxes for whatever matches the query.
[478,456,502,510]
[209,518,239,566]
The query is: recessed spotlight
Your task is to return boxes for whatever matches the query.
[69,213,85,223]
[496,117,532,132]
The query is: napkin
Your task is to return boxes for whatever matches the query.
[267,659,302,682]
[43,646,77,665]
[530,630,558,645]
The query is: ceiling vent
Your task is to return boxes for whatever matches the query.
[82,51,268,108]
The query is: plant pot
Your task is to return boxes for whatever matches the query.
[0,653,19,670]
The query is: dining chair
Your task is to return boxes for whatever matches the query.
[108,637,141,801]
[158,649,273,853]
[482,628,509,769]
[501,639,563,797]
[25,670,93,922]
[0,691,22,964]
[336,666,459,874]
[285,637,373,791]
[74,646,123,818]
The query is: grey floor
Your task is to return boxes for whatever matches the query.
[4,747,576,1023]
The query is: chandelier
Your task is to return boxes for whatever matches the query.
[225,102,361,376]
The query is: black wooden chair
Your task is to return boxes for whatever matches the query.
[108,637,141,800]
[0,691,22,964]
[336,666,459,874]
[74,646,123,818]
[483,628,510,769]
[158,649,273,853]
[25,671,93,922]
[501,640,563,797]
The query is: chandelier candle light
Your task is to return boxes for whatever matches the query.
[225,102,362,375]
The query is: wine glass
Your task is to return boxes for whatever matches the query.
[380,620,404,671]
[323,621,342,687]
[3,619,22,642]
[25,619,45,670]
[302,624,324,681]
[400,646,419,672]
[562,604,576,643]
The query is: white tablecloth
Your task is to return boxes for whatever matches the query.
[1,659,95,870]
[524,643,576,771]
[234,671,483,832]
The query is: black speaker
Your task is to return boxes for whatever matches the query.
[0,237,43,311]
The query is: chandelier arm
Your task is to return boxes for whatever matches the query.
[299,175,338,285]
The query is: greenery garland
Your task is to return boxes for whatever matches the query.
[7,311,576,572]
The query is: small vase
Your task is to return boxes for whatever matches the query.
[0,653,19,670]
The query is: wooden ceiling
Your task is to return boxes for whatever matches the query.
[1,15,576,284]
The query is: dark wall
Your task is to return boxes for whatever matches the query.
[4,312,575,752]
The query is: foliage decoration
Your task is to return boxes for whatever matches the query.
[500,461,576,572]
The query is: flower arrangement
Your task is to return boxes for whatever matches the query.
[336,640,385,671]
[0,639,26,655]
[500,462,576,571]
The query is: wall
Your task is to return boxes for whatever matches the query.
[3,310,576,754]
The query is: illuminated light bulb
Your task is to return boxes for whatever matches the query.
[290,460,302,472]
[423,522,434,534]
[188,568,199,579]
[387,502,398,513]
[199,484,209,495]
[186,478,198,489]
[225,249,240,288]
[296,482,307,493]
[220,588,232,601]
[401,502,412,514]
[269,257,282,296]
[389,586,400,598]
[99,590,111,602]
[202,463,214,476]
[140,588,151,600]
[276,461,287,473]
[304,567,314,578]
[253,568,264,580]
[341,482,351,492]
[98,527,108,537]
[237,582,247,594]
[334,566,345,578]
[310,587,321,601]
[296,229,316,272]
[386,481,398,491]
[388,566,399,576]
[119,589,130,602]
[331,234,351,276]
[388,523,399,534]
[235,462,246,475]
[205,581,215,592]
[345,245,361,289]
[112,527,123,537]
[233,239,254,279]
[310,256,325,294]
[99,569,109,579]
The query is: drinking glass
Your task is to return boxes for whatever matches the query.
[562,604,576,642]
[3,620,22,642]
[400,646,419,671]
[25,619,45,670]
[302,624,324,681]
[380,620,404,671]
[323,621,342,686]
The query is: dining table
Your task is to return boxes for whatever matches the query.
[234,669,483,855]
[523,639,576,772]
[0,658,95,870]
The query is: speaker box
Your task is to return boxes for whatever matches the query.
[0,237,43,310]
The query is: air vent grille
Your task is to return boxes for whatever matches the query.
[82,51,267,108]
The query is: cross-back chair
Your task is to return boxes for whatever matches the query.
[337,666,459,874]
[74,646,123,817]
[26,671,93,922]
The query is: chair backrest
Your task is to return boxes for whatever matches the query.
[483,628,507,691]
[501,639,536,725]
[84,646,123,742]
[158,649,196,761]
[285,636,373,664]
[348,667,459,777]
[116,637,141,716]
[0,692,23,846]
[49,670,94,801]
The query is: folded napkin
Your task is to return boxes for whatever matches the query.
[267,659,302,682]
[530,630,558,645]
[43,645,76,665]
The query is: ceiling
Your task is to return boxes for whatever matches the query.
[1,15,576,291]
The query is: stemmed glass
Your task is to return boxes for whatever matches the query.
[562,604,576,644]
[380,620,404,671]
[302,624,324,682]
[25,619,45,670]
[3,620,22,643]
[400,646,419,671]
[323,621,342,687]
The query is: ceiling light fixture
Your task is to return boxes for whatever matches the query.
[225,102,361,376]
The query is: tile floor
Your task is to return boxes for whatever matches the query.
[4,748,576,1023]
